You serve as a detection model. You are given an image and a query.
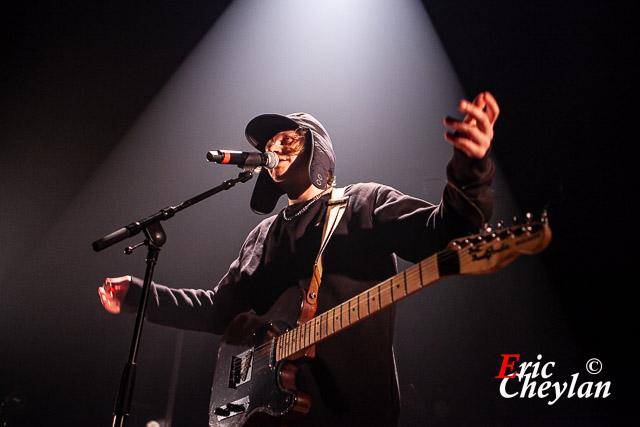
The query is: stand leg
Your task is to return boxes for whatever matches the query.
[112,223,164,427]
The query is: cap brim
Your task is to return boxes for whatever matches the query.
[245,114,299,152]
[250,168,285,215]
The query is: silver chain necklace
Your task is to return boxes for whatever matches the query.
[281,190,329,221]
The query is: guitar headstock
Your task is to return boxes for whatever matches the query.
[447,213,552,275]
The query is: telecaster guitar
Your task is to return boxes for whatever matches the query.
[209,217,552,426]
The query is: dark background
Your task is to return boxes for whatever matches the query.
[1,1,636,425]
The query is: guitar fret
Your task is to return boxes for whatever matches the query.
[358,292,369,318]
[368,286,381,313]
[298,323,304,351]
[402,272,408,295]
[322,311,329,338]
[289,329,294,355]
[348,298,358,324]
[341,301,350,328]
[391,274,406,301]
[379,280,393,308]
[325,312,330,338]
[405,263,421,294]
[314,317,321,342]
[291,328,297,354]
[426,257,439,283]
[327,308,335,335]
[283,331,289,357]
[319,312,325,340]
[304,322,311,347]
[295,324,301,353]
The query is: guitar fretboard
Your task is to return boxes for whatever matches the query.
[275,253,444,361]
[273,220,550,362]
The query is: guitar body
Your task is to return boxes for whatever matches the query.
[209,286,311,427]
[208,218,552,426]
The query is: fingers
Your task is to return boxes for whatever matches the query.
[106,275,131,287]
[443,91,499,159]
[98,285,121,314]
[98,275,131,314]
[460,96,492,132]
[483,91,500,124]
[443,131,489,159]
[463,93,486,124]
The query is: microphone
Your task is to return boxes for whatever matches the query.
[206,150,279,169]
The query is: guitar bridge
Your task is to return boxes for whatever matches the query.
[229,349,253,388]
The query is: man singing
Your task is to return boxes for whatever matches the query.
[99,92,499,426]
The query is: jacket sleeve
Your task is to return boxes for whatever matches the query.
[120,219,273,334]
[369,148,494,263]
[443,147,495,228]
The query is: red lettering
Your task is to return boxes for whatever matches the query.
[495,354,520,378]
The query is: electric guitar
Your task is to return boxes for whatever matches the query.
[209,216,552,426]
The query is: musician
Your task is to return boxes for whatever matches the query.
[99,92,499,426]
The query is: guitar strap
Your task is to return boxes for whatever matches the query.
[298,187,349,332]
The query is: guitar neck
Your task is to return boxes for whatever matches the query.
[275,249,451,362]
[274,220,551,362]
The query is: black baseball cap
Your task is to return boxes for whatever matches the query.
[245,112,336,214]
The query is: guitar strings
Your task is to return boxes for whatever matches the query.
[254,249,460,365]
[247,225,539,370]
[249,256,459,369]
[266,254,443,363]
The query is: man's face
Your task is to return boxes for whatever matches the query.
[265,130,309,185]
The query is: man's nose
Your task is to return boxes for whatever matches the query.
[268,141,283,153]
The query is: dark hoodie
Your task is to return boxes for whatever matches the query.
[125,146,494,426]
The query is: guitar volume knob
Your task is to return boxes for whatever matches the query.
[214,407,231,417]
[227,403,245,413]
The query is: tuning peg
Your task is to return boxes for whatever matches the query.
[496,220,504,230]
[525,212,533,223]
[541,209,549,225]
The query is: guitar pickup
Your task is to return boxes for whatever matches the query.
[228,349,253,388]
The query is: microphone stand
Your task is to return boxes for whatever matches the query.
[92,169,255,427]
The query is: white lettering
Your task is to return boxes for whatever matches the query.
[498,356,612,405]
[500,378,518,398]
[548,381,568,405]
[577,381,593,398]
[537,381,551,399]
[520,375,537,398]
[541,361,555,379]
[594,382,611,398]
[568,373,579,398]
